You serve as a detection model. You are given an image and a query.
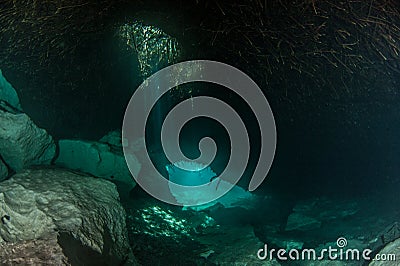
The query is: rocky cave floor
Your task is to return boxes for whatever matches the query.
[124,183,400,266]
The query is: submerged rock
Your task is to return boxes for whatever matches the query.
[0,168,136,265]
[0,235,70,265]
[285,212,322,231]
[0,157,7,181]
[293,197,359,222]
[126,196,218,265]
[369,237,400,265]
[100,130,122,147]
[0,69,21,111]
[0,109,56,171]
[166,160,257,211]
[56,139,140,194]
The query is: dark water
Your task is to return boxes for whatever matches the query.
[1,1,400,265]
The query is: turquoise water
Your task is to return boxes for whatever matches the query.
[1,1,400,265]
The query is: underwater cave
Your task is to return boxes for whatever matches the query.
[1,0,400,265]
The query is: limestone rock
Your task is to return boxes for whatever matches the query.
[0,235,70,265]
[166,160,258,211]
[100,130,122,147]
[0,109,56,171]
[56,139,140,193]
[0,69,21,111]
[0,157,8,181]
[369,238,400,266]
[0,168,136,265]
[369,222,400,254]
[0,99,21,114]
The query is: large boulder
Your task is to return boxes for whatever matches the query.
[0,109,56,171]
[55,139,140,194]
[0,168,137,265]
[0,69,21,111]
